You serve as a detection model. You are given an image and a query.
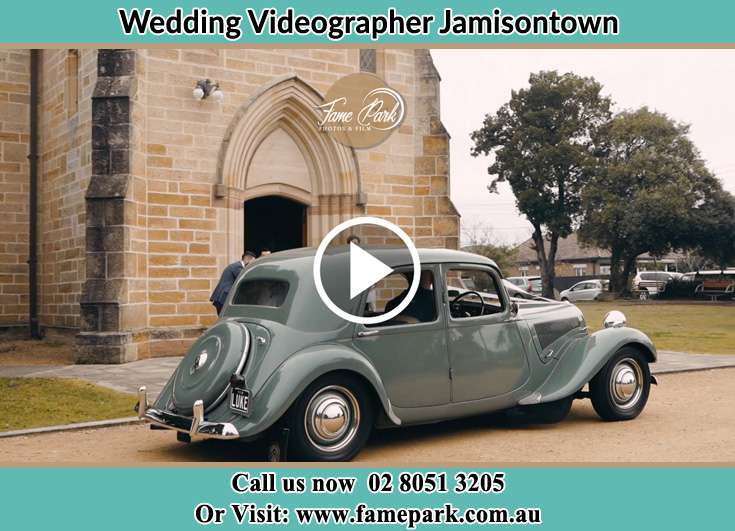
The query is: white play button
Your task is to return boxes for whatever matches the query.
[349,242,393,299]
[313,216,421,325]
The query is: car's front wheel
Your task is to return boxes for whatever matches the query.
[285,373,374,461]
[589,347,651,421]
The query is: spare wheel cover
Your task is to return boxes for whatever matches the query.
[172,321,249,415]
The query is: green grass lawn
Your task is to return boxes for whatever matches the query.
[0,377,136,432]
[576,302,735,355]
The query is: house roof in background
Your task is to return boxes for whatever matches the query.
[515,233,684,264]
[515,233,607,263]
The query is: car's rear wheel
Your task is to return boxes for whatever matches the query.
[589,347,650,421]
[638,289,649,301]
[285,373,374,461]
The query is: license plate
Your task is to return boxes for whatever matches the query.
[230,388,250,415]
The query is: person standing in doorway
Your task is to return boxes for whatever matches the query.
[210,251,255,316]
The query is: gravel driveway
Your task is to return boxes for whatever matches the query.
[1,368,733,464]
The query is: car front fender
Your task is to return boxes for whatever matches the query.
[228,343,400,439]
[519,326,657,405]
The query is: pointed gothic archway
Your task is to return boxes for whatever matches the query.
[215,75,364,260]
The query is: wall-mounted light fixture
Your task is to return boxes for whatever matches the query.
[192,79,224,102]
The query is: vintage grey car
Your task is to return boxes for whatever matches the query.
[137,247,657,461]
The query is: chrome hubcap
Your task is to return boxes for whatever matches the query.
[610,358,643,409]
[305,385,360,453]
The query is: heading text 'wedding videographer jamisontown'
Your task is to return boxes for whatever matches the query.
[117,7,620,42]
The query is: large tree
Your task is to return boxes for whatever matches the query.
[461,223,518,272]
[471,71,611,297]
[579,107,720,292]
[693,190,735,271]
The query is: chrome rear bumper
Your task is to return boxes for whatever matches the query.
[135,386,240,440]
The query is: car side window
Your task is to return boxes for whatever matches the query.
[446,267,504,319]
[363,269,437,328]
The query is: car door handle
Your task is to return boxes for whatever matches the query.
[356,329,379,338]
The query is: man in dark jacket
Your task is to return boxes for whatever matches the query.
[210,251,255,315]
[384,270,436,323]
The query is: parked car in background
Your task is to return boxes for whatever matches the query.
[650,270,735,300]
[506,276,543,295]
[684,269,735,281]
[560,279,609,302]
[680,270,727,285]
[632,271,680,300]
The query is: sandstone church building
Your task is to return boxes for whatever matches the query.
[0,48,458,363]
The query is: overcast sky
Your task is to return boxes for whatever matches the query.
[431,49,735,245]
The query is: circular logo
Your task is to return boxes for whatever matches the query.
[316,73,405,149]
[313,217,420,325]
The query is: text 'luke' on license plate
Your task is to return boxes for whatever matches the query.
[230,387,250,415]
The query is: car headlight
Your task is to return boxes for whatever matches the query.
[603,310,626,328]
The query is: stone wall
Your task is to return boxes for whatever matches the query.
[0,48,459,361]
[37,49,97,330]
[134,48,458,358]
[0,50,30,327]
[412,50,459,250]
[136,49,371,342]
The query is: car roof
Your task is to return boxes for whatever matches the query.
[568,278,605,286]
[251,246,500,270]
[231,246,501,331]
